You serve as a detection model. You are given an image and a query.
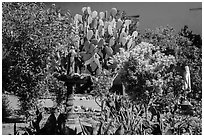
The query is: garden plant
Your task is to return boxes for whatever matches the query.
[2,2,202,135]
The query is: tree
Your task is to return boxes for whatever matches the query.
[2,2,72,113]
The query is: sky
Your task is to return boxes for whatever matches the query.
[45,2,202,35]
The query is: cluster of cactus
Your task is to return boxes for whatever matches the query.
[70,7,139,75]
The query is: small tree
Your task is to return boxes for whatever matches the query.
[2,2,73,113]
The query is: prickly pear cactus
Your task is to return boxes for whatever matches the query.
[71,7,139,75]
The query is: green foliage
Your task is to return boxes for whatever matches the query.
[120,42,176,105]
[119,24,201,103]
[179,25,202,49]
[2,3,201,135]
[79,9,202,135]
[138,26,201,101]
[92,70,117,97]
[116,26,202,135]
[2,2,73,112]
[178,26,202,101]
